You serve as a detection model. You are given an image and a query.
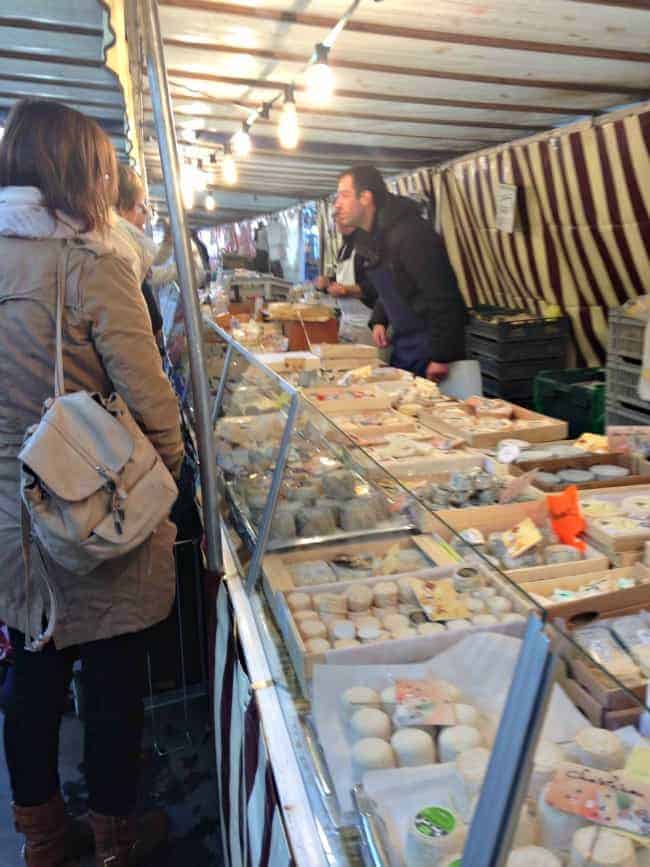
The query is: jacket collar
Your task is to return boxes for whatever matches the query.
[0,186,83,240]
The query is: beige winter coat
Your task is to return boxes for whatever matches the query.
[0,215,184,648]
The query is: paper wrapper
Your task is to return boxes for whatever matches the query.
[313,632,587,819]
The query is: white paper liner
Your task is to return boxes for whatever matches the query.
[313,632,587,818]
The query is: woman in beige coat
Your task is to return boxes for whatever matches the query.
[0,100,184,866]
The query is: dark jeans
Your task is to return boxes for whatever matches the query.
[3,627,149,815]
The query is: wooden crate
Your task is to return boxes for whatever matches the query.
[301,384,393,414]
[511,452,650,492]
[420,403,567,448]
[520,564,650,626]
[334,410,419,442]
[562,676,643,730]
[581,484,650,553]
[426,501,610,583]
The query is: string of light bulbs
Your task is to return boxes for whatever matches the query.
[173,0,367,205]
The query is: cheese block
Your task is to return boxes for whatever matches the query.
[341,686,380,718]
[570,727,625,771]
[569,826,638,867]
[391,728,437,767]
[438,725,482,762]
[350,707,392,741]
[352,738,395,777]
[507,847,562,867]
[405,807,467,867]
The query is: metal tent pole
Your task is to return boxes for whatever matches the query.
[139,0,222,574]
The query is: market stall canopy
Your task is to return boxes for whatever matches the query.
[0,0,132,159]
[140,0,650,224]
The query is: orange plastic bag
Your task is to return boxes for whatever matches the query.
[546,485,586,553]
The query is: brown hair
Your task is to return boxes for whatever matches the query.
[116,163,145,214]
[0,99,118,232]
[339,163,388,210]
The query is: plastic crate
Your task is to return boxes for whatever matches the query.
[471,352,565,382]
[482,373,533,404]
[606,400,650,426]
[607,358,650,413]
[466,332,567,363]
[466,312,570,344]
[533,368,606,438]
[608,309,645,362]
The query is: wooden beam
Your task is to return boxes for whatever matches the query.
[158,1,650,63]
[166,90,546,131]
[163,37,650,97]
[166,68,599,116]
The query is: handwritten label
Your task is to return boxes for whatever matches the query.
[393,679,457,726]
[413,578,469,622]
[496,183,519,233]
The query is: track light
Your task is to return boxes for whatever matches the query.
[205,194,216,211]
[232,122,252,158]
[222,145,237,186]
[278,85,300,150]
[305,43,334,106]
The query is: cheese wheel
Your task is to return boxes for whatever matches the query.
[391,627,418,640]
[328,619,356,642]
[571,727,625,771]
[382,613,411,632]
[537,783,588,856]
[438,725,482,762]
[315,593,347,615]
[333,638,360,650]
[346,585,373,613]
[391,728,437,767]
[299,619,327,640]
[293,609,319,623]
[529,740,565,804]
[507,847,561,867]
[305,638,331,654]
[351,737,395,777]
[358,625,384,643]
[465,596,486,614]
[356,616,382,631]
[501,613,526,625]
[373,581,399,608]
[398,576,424,604]
[471,613,499,628]
[569,826,638,867]
[341,686,380,718]
[406,808,467,867]
[287,591,312,611]
[446,619,472,632]
[418,622,446,636]
[456,746,490,798]
[350,707,392,741]
[487,596,513,615]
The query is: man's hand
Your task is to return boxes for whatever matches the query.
[425,361,449,383]
[372,324,390,349]
[327,282,347,297]
[315,275,330,291]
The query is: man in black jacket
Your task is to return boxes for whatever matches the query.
[334,164,466,381]
[315,223,376,309]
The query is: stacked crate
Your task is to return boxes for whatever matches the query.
[607,308,650,425]
[465,312,570,406]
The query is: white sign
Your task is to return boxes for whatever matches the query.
[496,183,519,233]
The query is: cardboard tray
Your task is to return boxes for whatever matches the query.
[422,500,610,583]
[520,563,650,626]
[252,351,320,373]
[312,343,379,362]
[301,384,393,414]
[420,403,568,448]
[333,410,419,442]
[581,484,650,553]
[511,452,650,492]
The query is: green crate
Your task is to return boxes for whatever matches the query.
[533,368,606,438]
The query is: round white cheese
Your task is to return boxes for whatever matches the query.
[341,686,380,718]
[405,807,467,867]
[418,622,446,636]
[471,613,499,628]
[537,782,588,856]
[314,593,347,615]
[465,596,486,614]
[333,638,360,650]
[391,728,437,767]
[346,584,373,612]
[454,704,479,726]
[351,737,395,777]
[438,725,482,763]
[514,805,539,847]
[570,727,625,771]
[382,613,411,632]
[293,609,319,623]
[287,591,312,611]
[305,637,330,654]
[350,707,392,741]
[487,596,513,615]
[300,619,327,640]
[446,619,472,632]
[570,826,638,867]
[398,576,424,604]
[456,746,490,798]
[373,581,399,608]
[328,619,356,642]
[507,846,561,867]
[529,740,565,804]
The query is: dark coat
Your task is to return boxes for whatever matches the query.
[355,195,467,367]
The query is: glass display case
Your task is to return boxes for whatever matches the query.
[206,322,650,867]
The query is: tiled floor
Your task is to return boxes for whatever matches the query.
[0,697,221,867]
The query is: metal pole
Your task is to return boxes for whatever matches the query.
[139,0,222,573]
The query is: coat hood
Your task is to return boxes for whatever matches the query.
[376,193,421,233]
[352,194,421,268]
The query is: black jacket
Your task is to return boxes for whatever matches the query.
[355,194,467,363]
[329,232,377,309]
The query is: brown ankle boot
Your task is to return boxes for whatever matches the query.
[13,792,73,866]
[89,809,169,866]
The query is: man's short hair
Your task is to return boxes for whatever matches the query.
[340,164,388,210]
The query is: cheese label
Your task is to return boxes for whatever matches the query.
[413,578,469,622]
[414,806,457,838]
[625,747,650,784]
[545,762,650,839]
[502,517,543,559]
[394,679,457,726]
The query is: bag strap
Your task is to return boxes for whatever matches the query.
[21,504,57,653]
[53,240,70,399]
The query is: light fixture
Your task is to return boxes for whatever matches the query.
[222,144,237,186]
[304,43,334,106]
[278,85,300,150]
[205,194,216,212]
[231,122,252,158]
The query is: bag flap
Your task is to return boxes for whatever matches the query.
[19,392,134,501]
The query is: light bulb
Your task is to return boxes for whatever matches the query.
[182,185,194,210]
[205,194,216,211]
[223,153,237,186]
[305,60,334,106]
[232,127,252,158]
[278,100,300,149]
